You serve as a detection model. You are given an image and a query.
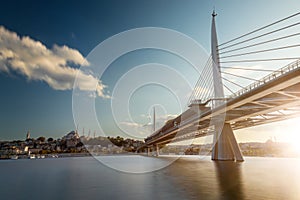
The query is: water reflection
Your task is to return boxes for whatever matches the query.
[214,161,245,200]
[1,156,299,200]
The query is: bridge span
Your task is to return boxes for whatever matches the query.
[142,59,300,146]
[138,11,300,161]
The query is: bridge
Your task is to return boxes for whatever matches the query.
[138,11,300,161]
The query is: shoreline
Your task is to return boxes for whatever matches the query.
[1,153,299,160]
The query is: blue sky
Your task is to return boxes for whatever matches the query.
[1,0,300,142]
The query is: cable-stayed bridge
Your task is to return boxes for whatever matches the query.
[139,11,300,161]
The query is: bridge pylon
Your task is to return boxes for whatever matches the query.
[210,11,244,162]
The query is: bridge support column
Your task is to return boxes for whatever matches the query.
[155,144,160,157]
[212,123,244,161]
[151,145,155,156]
[147,147,150,156]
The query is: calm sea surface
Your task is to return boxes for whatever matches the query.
[0,156,299,200]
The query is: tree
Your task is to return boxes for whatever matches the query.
[37,136,46,142]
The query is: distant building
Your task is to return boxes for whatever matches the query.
[63,131,80,148]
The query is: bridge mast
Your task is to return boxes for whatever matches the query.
[211,10,244,161]
[211,10,224,101]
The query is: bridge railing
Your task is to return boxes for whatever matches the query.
[228,59,300,99]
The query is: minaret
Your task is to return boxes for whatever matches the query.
[75,124,79,137]
[26,130,30,140]
[74,125,80,141]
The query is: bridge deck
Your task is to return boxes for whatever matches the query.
[144,59,300,146]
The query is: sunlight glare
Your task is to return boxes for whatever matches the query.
[282,117,300,155]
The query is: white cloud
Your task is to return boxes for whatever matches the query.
[119,121,150,136]
[0,26,109,98]
[156,114,178,122]
[120,121,143,128]
[223,64,265,76]
[120,114,178,137]
[140,113,177,121]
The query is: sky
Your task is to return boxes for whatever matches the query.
[1,0,300,143]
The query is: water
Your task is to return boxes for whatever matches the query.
[0,156,299,200]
